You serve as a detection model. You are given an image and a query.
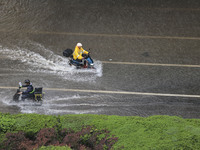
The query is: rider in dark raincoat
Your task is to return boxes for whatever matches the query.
[18,79,35,100]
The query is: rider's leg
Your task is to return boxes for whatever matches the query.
[75,59,83,66]
[86,57,93,64]
[22,94,34,100]
[21,94,28,101]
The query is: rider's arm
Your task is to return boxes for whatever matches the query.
[22,85,28,88]
[18,82,27,88]
[22,86,33,94]
[82,48,88,55]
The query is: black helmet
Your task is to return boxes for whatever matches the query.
[24,79,30,84]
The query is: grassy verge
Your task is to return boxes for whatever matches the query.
[1,113,200,149]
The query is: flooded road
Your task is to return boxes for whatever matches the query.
[0,0,200,118]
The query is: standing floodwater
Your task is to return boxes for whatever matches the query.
[1,0,200,118]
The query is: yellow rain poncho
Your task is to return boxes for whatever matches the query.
[73,46,89,60]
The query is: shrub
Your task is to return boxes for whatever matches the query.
[0,131,35,150]
[35,128,59,147]
[0,114,16,133]
[14,114,60,134]
[38,145,71,150]
[0,126,118,150]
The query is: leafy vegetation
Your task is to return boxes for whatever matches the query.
[38,146,71,150]
[0,113,200,149]
[1,126,117,150]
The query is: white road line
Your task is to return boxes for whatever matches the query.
[25,31,200,41]
[0,56,199,68]
[128,7,200,12]
[0,86,200,98]
[102,61,200,68]
[0,56,9,59]
[0,74,25,76]
[0,30,200,41]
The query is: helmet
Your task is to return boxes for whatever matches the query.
[77,43,82,47]
[24,79,30,84]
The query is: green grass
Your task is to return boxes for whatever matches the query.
[1,113,200,149]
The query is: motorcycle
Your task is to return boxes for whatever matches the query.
[13,82,44,102]
[63,48,95,69]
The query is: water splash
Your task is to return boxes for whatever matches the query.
[0,42,104,114]
[1,91,106,115]
[0,42,103,82]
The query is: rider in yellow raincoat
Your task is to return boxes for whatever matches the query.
[73,43,89,60]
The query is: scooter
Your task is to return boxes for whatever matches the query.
[13,82,44,102]
[63,48,95,69]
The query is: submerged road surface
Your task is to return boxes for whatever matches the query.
[0,0,200,118]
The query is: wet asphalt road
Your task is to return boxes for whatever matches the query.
[0,0,200,118]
